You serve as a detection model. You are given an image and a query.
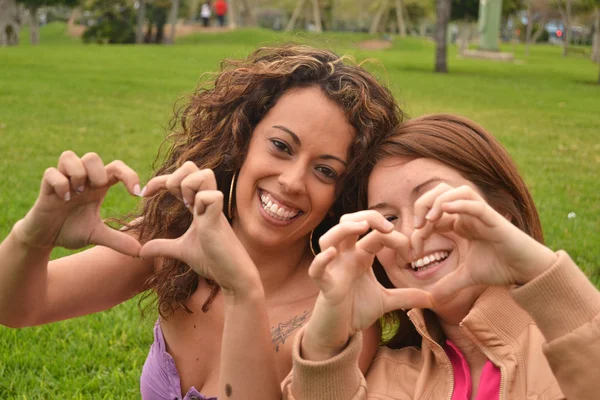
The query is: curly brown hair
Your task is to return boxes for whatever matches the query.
[135,44,405,318]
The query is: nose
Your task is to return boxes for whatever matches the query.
[278,161,307,194]
[396,212,415,238]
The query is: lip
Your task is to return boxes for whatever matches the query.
[257,189,304,226]
[406,249,453,280]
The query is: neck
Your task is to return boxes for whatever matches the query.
[234,227,312,297]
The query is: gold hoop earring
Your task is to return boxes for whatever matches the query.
[309,230,317,257]
[228,171,237,220]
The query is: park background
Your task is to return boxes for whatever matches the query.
[1,0,600,397]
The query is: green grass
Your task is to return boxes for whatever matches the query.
[1,23,599,398]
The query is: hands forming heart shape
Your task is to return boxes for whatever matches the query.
[306,183,557,341]
[16,153,259,295]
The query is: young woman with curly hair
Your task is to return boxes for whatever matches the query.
[0,44,404,399]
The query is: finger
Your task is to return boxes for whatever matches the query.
[425,185,483,224]
[57,151,87,194]
[139,238,181,260]
[165,161,200,203]
[340,210,395,233]
[411,211,460,258]
[41,167,71,201]
[428,269,474,306]
[181,169,218,209]
[193,190,224,219]
[357,230,409,256]
[308,246,337,281]
[90,225,142,257]
[318,220,369,250]
[81,152,108,189]
[413,182,454,228]
[141,175,169,197]
[382,287,434,312]
[441,199,494,227]
[105,160,142,196]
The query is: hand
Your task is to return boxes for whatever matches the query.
[303,211,433,360]
[411,183,558,303]
[139,163,261,296]
[13,151,143,256]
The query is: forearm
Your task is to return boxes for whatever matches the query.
[282,328,366,400]
[218,286,280,400]
[0,223,53,327]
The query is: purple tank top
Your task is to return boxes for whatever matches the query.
[140,320,217,400]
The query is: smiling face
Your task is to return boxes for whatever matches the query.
[233,86,355,251]
[368,156,487,315]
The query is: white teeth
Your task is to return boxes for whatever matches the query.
[260,191,301,221]
[411,251,449,271]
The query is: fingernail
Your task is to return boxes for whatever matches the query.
[413,216,421,227]
[183,198,189,208]
[425,210,433,221]
[138,185,147,197]
[133,184,141,196]
[76,186,84,194]
[64,192,71,202]
[384,220,394,230]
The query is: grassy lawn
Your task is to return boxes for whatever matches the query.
[0,22,598,398]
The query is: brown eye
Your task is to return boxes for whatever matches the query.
[271,139,291,155]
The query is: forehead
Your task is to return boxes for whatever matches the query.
[368,157,469,205]
[257,86,355,151]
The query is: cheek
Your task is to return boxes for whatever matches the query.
[376,248,397,270]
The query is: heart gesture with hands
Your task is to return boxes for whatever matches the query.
[15,151,143,256]
[410,183,558,304]
[139,162,261,297]
[303,211,433,360]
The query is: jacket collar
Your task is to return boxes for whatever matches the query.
[406,287,533,351]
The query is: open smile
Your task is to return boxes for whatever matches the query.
[407,250,451,279]
[258,189,303,223]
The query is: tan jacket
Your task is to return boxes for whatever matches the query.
[282,251,600,400]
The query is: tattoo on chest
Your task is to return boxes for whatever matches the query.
[270,310,310,352]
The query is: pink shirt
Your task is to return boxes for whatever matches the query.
[444,340,501,400]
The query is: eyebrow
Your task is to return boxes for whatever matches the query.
[413,177,449,195]
[272,125,348,167]
[368,177,450,210]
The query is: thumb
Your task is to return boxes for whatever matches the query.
[428,269,474,307]
[139,238,182,260]
[91,225,142,257]
[382,287,434,313]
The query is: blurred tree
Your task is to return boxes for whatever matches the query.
[555,0,573,56]
[435,0,451,72]
[451,0,478,53]
[82,0,135,43]
[17,0,79,44]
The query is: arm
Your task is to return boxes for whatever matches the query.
[511,251,600,400]
[139,165,280,400]
[281,211,432,399]
[0,151,147,327]
[281,328,368,400]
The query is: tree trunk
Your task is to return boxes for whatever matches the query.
[228,0,237,29]
[28,5,39,45]
[556,0,571,57]
[136,0,146,44]
[285,0,305,31]
[394,0,406,37]
[369,0,389,34]
[166,0,180,44]
[311,0,323,32]
[435,0,451,73]
[240,0,257,26]
[531,8,548,43]
[592,7,600,63]
[525,0,533,56]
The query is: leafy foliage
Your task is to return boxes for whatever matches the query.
[82,0,136,44]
